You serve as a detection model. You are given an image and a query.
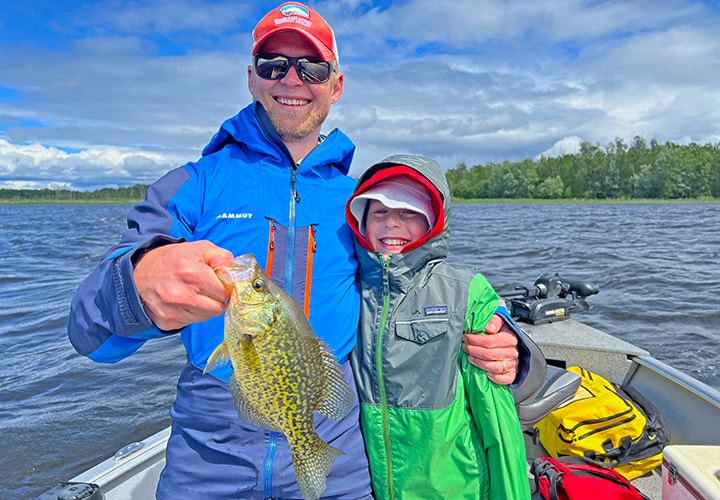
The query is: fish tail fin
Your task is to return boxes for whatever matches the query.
[292,437,344,500]
[203,342,230,374]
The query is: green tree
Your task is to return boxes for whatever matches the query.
[444,136,720,199]
[536,175,564,199]
[446,161,492,198]
[633,163,663,198]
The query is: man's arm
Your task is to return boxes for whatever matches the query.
[67,166,231,362]
[463,312,531,388]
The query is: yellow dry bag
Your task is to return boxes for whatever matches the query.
[534,366,669,480]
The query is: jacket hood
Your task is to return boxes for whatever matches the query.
[201,101,355,176]
[347,154,451,273]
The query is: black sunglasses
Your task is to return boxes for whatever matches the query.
[254,53,335,84]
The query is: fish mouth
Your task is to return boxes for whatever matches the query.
[215,254,258,284]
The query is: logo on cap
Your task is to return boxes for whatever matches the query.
[280,5,310,18]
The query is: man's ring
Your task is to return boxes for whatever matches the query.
[500,360,508,375]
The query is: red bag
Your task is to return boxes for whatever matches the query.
[531,456,650,500]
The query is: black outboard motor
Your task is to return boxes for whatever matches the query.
[504,275,598,431]
[499,274,599,325]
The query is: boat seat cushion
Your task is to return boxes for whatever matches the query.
[516,365,582,431]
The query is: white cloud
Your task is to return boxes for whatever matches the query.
[326,0,707,56]
[0,180,75,189]
[537,136,584,158]
[0,139,182,189]
[2,0,720,187]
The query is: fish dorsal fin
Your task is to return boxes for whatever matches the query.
[229,373,282,432]
[315,340,355,420]
[204,342,231,374]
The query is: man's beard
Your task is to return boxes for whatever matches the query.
[267,99,331,142]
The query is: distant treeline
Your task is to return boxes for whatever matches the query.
[0,184,149,201]
[447,137,720,199]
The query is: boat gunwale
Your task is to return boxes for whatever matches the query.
[629,356,720,410]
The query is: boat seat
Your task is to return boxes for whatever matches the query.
[512,333,582,431]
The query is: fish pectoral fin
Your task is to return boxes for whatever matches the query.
[229,373,281,432]
[204,342,231,374]
[315,340,356,421]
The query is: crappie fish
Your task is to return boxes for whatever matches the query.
[204,254,355,500]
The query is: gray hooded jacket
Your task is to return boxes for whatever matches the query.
[346,155,531,500]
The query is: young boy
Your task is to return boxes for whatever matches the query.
[346,154,530,500]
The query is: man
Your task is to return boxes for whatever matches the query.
[68,3,527,498]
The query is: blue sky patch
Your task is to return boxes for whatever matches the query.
[1,0,718,189]
[0,85,21,100]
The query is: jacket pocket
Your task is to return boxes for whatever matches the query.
[395,318,449,344]
[384,317,459,409]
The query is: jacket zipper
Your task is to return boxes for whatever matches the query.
[287,168,299,293]
[264,163,300,499]
[376,256,395,500]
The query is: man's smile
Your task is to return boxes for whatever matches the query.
[275,96,311,106]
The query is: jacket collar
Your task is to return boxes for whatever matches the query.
[201,102,355,176]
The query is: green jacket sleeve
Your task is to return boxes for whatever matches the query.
[461,273,531,500]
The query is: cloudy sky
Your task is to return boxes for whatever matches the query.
[1,0,719,190]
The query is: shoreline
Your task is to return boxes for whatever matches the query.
[0,199,142,205]
[2,197,719,205]
[451,197,720,204]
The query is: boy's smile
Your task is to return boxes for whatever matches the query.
[365,199,430,258]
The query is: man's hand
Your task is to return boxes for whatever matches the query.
[134,241,234,331]
[462,314,519,385]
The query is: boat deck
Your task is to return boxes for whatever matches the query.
[523,318,720,500]
[53,318,720,500]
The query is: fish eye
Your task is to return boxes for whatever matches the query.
[252,278,265,292]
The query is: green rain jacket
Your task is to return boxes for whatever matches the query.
[346,155,530,500]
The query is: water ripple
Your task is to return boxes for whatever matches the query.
[1,202,719,497]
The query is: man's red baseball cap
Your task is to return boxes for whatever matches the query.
[252,2,338,62]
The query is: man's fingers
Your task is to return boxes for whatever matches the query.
[486,369,517,385]
[466,354,518,373]
[496,358,518,374]
[463,345,519,363]
[191,263,232,303]
[484,314,503,334]
[463,330,518,351]
[199,240,235,269]
[467,354,518,386]
[148,294,228,331]
[464,315,520,386]
[134,241,233,330]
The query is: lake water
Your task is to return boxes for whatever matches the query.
[1,202,718,498]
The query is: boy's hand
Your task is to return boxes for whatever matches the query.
[462,314,519,385]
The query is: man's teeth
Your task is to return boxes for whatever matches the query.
[276,97,309,106]
[381,239,407,246]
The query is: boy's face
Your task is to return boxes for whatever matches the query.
[365,199,430,258]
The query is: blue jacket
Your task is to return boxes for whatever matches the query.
[67,102,373,499]
[68,102,361,377]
